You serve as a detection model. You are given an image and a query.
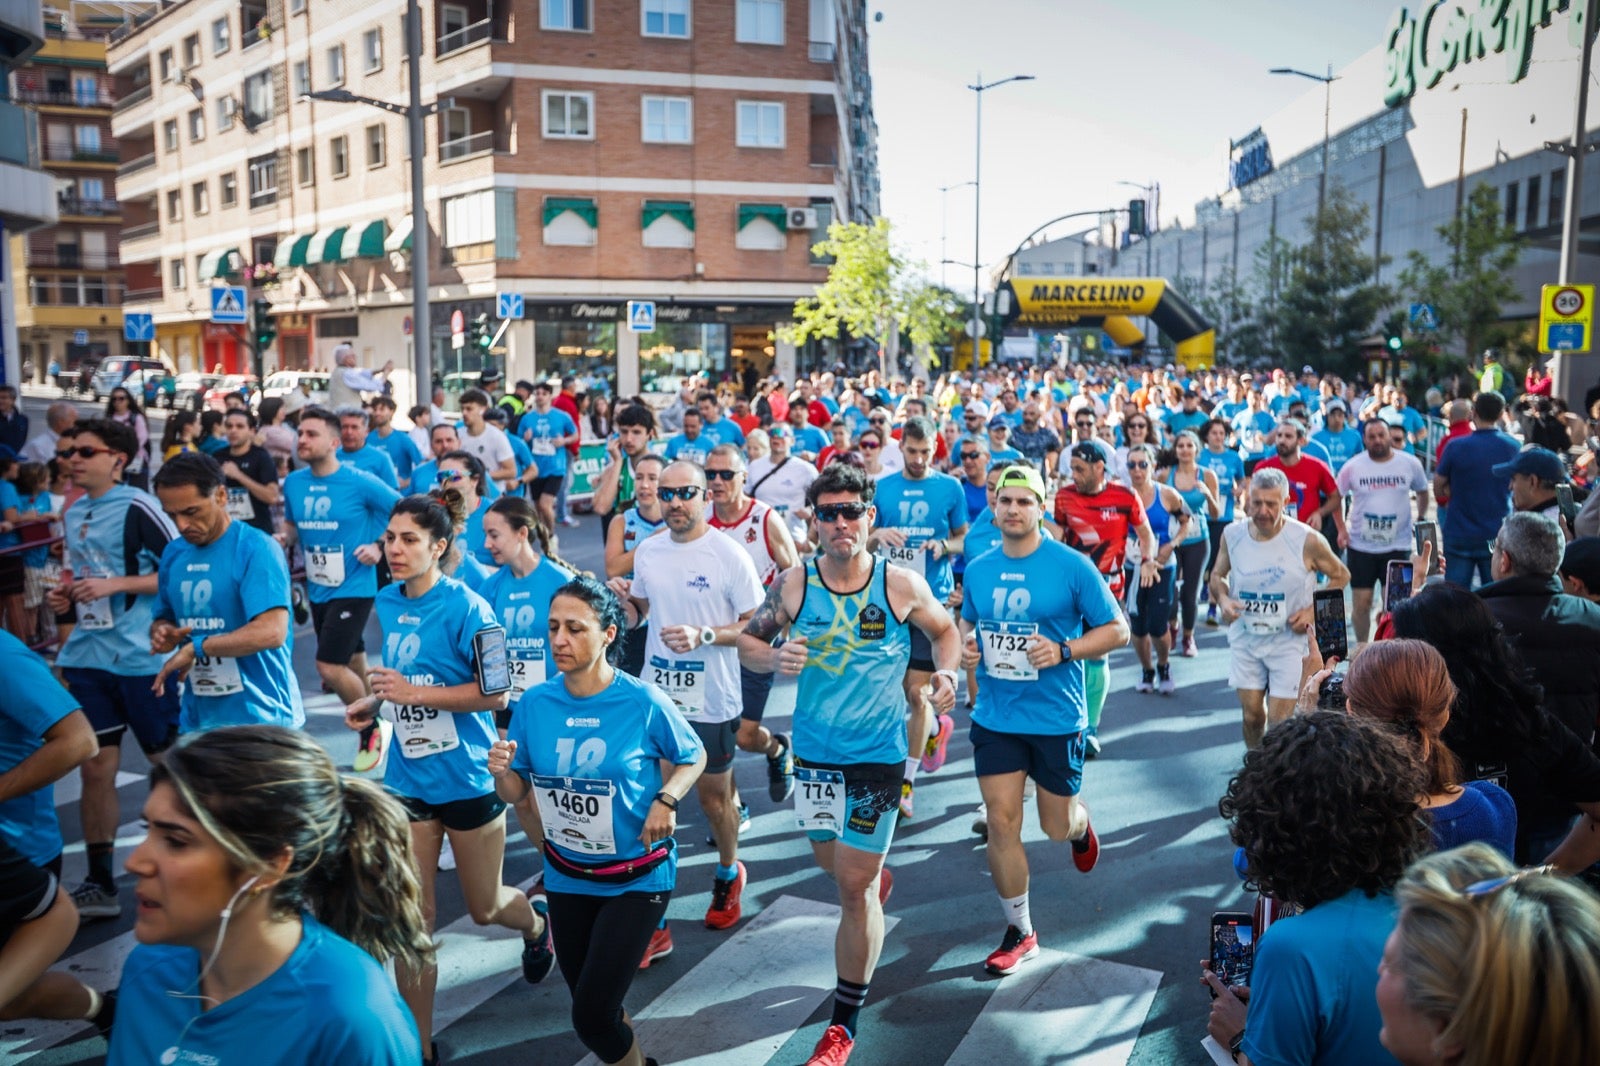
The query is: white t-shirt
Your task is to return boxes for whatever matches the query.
[878,440,905,474]
[1336,450,1428,554]
[459,423,514,473]
[747,455,818,520]
[631,527,764,724]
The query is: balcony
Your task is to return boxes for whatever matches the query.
[124,287,163,302]
[437,18,491,57]
[119,151,155,176]
[27,249,121,270]
[122,220,160,241]
[809,40,835,62]
[42,143,119,165]
[113,83,151,111]
[14,87,118,109]
[57,196,121,218]
[439,130,494,163]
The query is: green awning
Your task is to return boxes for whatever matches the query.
[737,203,787,231]
[198,247,241,278]
[384,214,413,253]
[304,225,349,265]
[339,219,389,260]
[542,197,597,228]
[274,233,313,269]
[641,200,694,232]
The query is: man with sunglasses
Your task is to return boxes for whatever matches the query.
[738,461,959,1066]
[618,462,764,934]
[46,418,179,921]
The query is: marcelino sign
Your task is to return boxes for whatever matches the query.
[1383,0,1574,107]
[1013,280,1164,323]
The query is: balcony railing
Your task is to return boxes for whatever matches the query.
[108,8,161,44]
[119,152,156,176]
[43,143,119,164]
[27,250,121,270]
[439,130,493,162]
[124,287,164,302]
[808,40,835,62]
[122,221,160,241]
[57,197,121,217]
[114,84,152,111]
[437,19,492,57]
[14,87,118,108]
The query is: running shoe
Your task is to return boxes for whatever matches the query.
[90,988,117,1038]
[704,861,747,930]
[70,880,120,920]
[971,804,988,839]
[877,866,893,905]
[637,924,674,969]
[1157,664,1176,696]
[921,712,955,773]
[1181,635,1198,658]
[353,718,392,773]
[1071,814,1100,873]
[521,893,555,984]
[898,780,914,820]
[438,837,456,871]
[984,925,1040,976]
[1084,729,1101,759]
[804,1024,855,1066]
[291,583,310,626]
[1135,669,1156,694]
[1205,604,1219,627]
[767,732,795,802]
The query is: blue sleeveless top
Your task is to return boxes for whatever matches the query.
[618,506,664,578]
[1141,483,1178,560]
[1166,468,1211,544]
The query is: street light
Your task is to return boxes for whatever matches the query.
[303,0,436,407]
[967,73,1033,365]
[1114,179,1158,276]
[938,181,975,289]
[1269,64,1338,219]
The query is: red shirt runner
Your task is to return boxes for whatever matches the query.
[1254,453,1337,525]
[1053,482,1147,598]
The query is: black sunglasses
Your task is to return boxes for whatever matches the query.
[960,451,982,461]
[60,445,118,459]
[815,502,869,522]
[705,469,739,481]
[659,486,705,501]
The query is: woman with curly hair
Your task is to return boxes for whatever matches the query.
[1377,842,1600,1066]
[1203,711,1429,1066]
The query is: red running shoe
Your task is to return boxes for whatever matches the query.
[921,713,955,773]
[704,861,746,930]
[805,1024,855,1066]
[637,924,673,969]
[1071,814,1100,873]
[984,925,1040,975]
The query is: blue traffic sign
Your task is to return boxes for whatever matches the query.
[72,329,89,347]
[1408,302,1439,331]
[123,313,155,342]
[1547,322,1587,351]
[210,285,247,324]
[496,292,524,320]
[627,300,656,333]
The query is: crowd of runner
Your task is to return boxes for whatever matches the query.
[2,352,1599,1066]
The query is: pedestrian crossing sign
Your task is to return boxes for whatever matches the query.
[210,285,248,324]
[627,300,656,333]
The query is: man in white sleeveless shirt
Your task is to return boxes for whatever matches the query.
[1208,467,1348,749]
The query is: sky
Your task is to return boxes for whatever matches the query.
[866,0,1406,286]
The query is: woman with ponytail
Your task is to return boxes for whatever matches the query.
[108,725,428,1065]
[603,452,666,676]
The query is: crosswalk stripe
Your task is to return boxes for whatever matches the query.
[50,770,142,807]
[1,931,137,1061]
[943,948,1161,1065]
[575,893,899,1066]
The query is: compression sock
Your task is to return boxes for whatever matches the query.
[1084,658,1109,732]
[831,977,870,1037]
[714,863,738,882]
[1001,892,1033,937]
[87,842,115,889]
[903,757,919,784]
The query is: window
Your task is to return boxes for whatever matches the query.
[74,125,101,153]
[642,0,690,37]
[542,0,590,31]
[170,259,187,289]
[247,153,278,207]
[641,200,694,248]
[363,28,382,72]
[1551,168,1565,226]
[220,171,238,208]
[163,119,179,152]
[736,101,784,148]
[736,0,782,43]
[1505,182,1519,228]
[212,16,231,55]
[158,48,175,81]
[216,96,236,132]
[79,177,105,201]
[735,202,786,250]
[445,189,496,246]
[366,124,386,168]
[188,107,205,142]
[1526,173,1542,229]
[331,135,349,178]
[296,146,314,185]
[441,4,470,41]
[642,96,691,144]
[543,90,593,139]
[72,75,100,106]
[244,70,273,125]
[290,0,304,12]
[191,180,209,215]
[166,189,182,221]
[327,45,346,86]
[293,60,310,98]
[183,33,201,69]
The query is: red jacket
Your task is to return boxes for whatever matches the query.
[554,391,581,455]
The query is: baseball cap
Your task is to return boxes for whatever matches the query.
[1560,536,1600,592]
[964,400,990,420]
[987,416,1010,432]
[480,368,504,384]
[995,464,1047,503]
[1069,441,1106,465]
[1491,447,1566,484]
[1325,398,1348,414]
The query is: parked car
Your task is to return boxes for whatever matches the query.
[90,356,170,401]
[255,371,329,411]
[203,374,259,411]
[118,369,177,408]
[173,372,221,411]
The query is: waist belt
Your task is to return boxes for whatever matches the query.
[542,838,674,884]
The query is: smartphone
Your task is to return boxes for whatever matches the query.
[1415,520,1441,576]
[1384,560,1414,614]
[474,628,512,695]
[1557,484,1576,529]
[1312,588,1347,661]
[1210,912,1255,992]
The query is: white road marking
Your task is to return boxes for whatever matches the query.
[0,932,136,1061]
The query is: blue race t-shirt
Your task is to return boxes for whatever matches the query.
[1311,427,1363,473]
[58,485,176,674]
[1437,428,1521,543]
[155,520,303,734]
[108,913,421,1066]
[462,496,497,567]
[1232,410,1277,462]
[374,575,503,803]
[663,432,714,467]
[0,631,81,865]
[517,408,578,477]
[699,416,746,448]
[510,670,703,896]
[793,424,829,457]
[961,538,1121,735]
[0,480,20,549]
[961,509,1002,569]
[1199,447,1244,522]
[480,556,575,703]
[873,469,969,601]
[283,464,402,603]
[338,444,399,489]
[370,428,423,488]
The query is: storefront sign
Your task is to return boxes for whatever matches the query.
[1229,129,1274,189]
[1384,0,1573,107]
[527,301,788,326]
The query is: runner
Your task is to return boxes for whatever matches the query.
[1163,430,1220,657]
[705,444,800,803]
[1199,418,1244,627]
[46,417,179,920]
[737,461,961,1066]
[1208,467,1350,749]
[455,388,517,486]
[488,577,706,1066]
[216,409,279,535]
[517,380,580,534]
[603,453,667,678]
[592,404,657,548]
[746,424,819,550]
[663,409,714,467]
[150,453,301,732]
[1125,444,1191,695]
[618,461,763,934]
[336,405,401,489]
[437,450,498,569]
[1255,419,1344,545]
[368,394,425,490]
[960,466,1128,974]
[343,491,550,1064]
[1335,418,1431,644]
[1053,442,1158,755]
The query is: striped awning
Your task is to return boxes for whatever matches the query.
[304,226,349,265]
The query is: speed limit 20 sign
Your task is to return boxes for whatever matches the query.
[1540,283,1594,355]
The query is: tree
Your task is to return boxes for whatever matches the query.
[1271,184,1392,375]
[1397,181,1522,368]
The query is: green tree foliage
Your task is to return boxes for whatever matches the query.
[1272,185,1392,375]
[1397,181,1522,367]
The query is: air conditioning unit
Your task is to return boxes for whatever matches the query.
[221,97,238,117]
[788,207,818,230]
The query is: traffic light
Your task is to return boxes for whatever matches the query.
[1386,333,1403,352]
[1127,199,1148,238]
[472,312,493,352]
[252,297,276,349]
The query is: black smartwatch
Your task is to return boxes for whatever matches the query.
[1228,1029,1246,1061]
[1059,641,1074,663]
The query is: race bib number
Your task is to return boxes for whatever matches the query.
[533,776,616,856]
[508,653,547,700]
[225,488,253,520]
[305,545,346,588]
[979,620,1040,681]
[878,540,926,576]
[76,569,113,631]
[531,438,556,457]
[388,702,460,758]
[1361,513,1398,546]
[190,654,243,697]
[794,766,847,834]
[1238,590,1287,634]
[649,655,706,718]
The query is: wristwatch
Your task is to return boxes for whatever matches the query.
[699,625,718,649]
[1058,641,1073,663]
[1228,1029,1246,1061]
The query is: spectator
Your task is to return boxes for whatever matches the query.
[1432,398,1473,471]
[1492,446,1565,525]
[325,341,393,411]
[1433,391,1520,588]
[1557,535,1600,602]
[0,386,29,455]
[1378,842,1600,1066]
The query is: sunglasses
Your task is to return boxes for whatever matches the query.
[960,451,982,461]
[436,469,467,483]
[1126,461,1150,470]
[815,502,869,522]
[60,446,118,460]
[870,418,888,425]
[858,441,881,450]
[1460,865,1556,898]
[705,469,739,481]
[658,486,705,501]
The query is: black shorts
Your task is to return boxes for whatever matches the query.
[388,789,507,831]
[62,666,179,755]
[0,836,59,938]
[310,596,373,665]
[909,625,936,674]
[970,720,1086,797]
[793,757,902,854]
[740,662,776,723]
[691,719,739,775]
[1347,547,1409,590]
[621,626,648,678]
[531,474,564,499]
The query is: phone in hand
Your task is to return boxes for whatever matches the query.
[1312,588,1347,661]
[1557,484,1576,529]
[1210,911,1255,994]
[1415,520,1441,576]
[1384,560,1415,614]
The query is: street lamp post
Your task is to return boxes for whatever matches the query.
[1114,179,1158,276]
[939,181,975,290]
[967,73,1033,365]
[1269,64,1338,220]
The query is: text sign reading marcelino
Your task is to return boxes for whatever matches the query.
[1012,279,1166,325]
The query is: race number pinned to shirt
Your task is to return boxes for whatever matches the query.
[305,545,347,588]
[533,776,616,856]
[649,655,707,718]
[979,620,1040,681]
[1362,513,1399,546]
[508,651,547,700]
[794,766,847,833]
[225,488,254,520]
[189,654,244,697]
[878,536,927,577]
[75,568,114,631]
[388,703,460,758]
[530,438,556,457]
[1238,590,1287,635]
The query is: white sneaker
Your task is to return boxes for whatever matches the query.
[970,804,988,839]
[1135,671,1156,694]
[1157,667,1176,696]
[438,837,457,871]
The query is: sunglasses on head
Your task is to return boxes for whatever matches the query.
[60,446,117,460]
[705,469,739,481]
[435,469,467,483]
[658,485,704,501]
[815,502,869,522]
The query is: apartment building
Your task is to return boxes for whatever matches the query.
[108,0,880,401]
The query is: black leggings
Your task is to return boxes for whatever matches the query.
[1204,519,1229,582]
[547,888,671,1063]
[1169,538,1210,633]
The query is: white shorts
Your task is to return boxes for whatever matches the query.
[1228,637,1303,701]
